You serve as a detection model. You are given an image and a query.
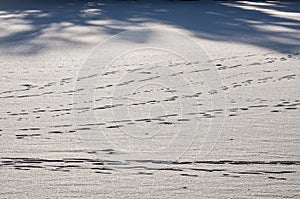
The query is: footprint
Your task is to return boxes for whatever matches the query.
[285,107,297,110]
[106,125,122,129]
[48,131,63,134]
[268,176,286,180]
[180,173,198,177]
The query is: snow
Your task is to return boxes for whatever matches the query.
[0,0,299,198]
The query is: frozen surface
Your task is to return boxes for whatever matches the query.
[0,0,299,198]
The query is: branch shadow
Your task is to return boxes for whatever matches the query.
[0,0,299,55]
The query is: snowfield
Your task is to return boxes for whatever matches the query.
[0,0,299,198]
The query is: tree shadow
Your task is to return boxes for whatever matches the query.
[0,0,299,55]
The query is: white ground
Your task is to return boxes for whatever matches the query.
[0,0,299,198]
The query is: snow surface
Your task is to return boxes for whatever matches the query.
[0,0,299,198]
